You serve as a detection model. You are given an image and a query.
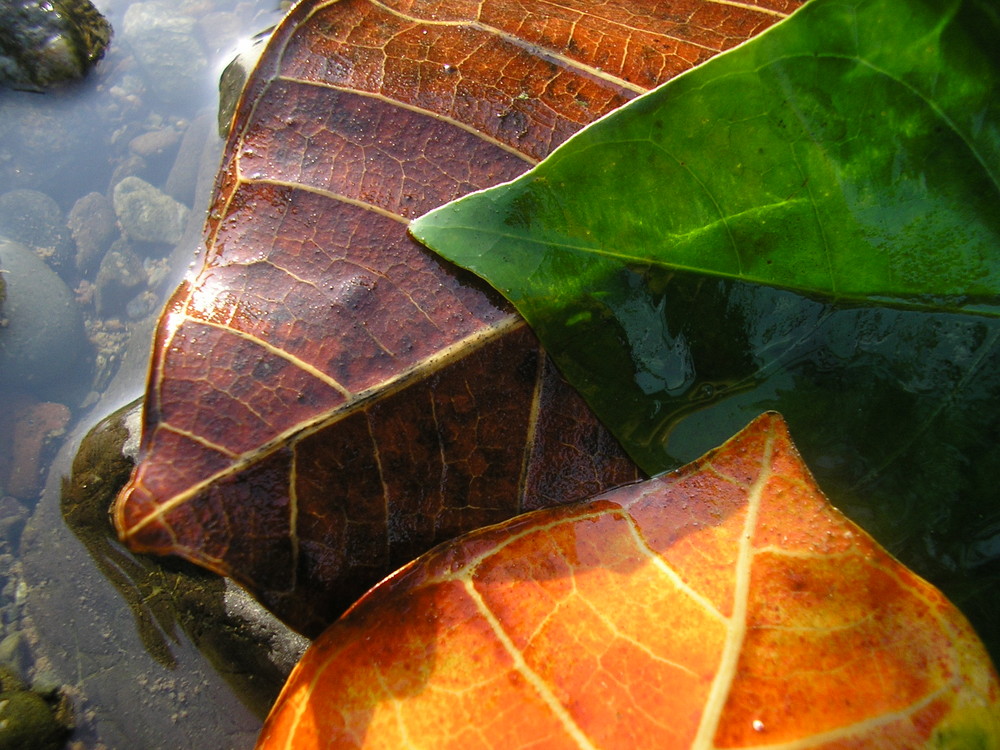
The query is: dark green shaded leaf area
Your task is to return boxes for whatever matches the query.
[569,271,1000,660]
[411,0,1000,659]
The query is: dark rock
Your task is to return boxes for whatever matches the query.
[0,688,70,750]
[18,399,307,748]
[0,189,75,274]
[0,397,71,502]
[129,125,181,159]
[0,240,85,393]
[0,494,31,542]
[0,631,30,680]
[164,113,216,206]
[94,241,147,317]
[216,36,266,138]
[108,152,149,193]
[0,0,112,89]
[125,290,159,321]
[67,192,116,275]
[0,661,27,692]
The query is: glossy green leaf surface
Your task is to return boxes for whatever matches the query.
[411,0,1000,660]
[413,0,1000,318]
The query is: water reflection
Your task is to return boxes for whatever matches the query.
[574,269,1000,663]
[0,1,289,747]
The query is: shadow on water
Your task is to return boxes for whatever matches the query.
[21,405,287,748]
[60,400,296,701]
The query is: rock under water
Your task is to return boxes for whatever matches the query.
[0,0,112,89]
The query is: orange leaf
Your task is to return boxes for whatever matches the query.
[256,413,1000,749]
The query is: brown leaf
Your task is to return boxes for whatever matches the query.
[112,0,799,635]
[255,413,1000,749]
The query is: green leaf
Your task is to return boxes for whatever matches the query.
[410,0,1000,660]
[411,0,1000,471]
[411,0,1000,316]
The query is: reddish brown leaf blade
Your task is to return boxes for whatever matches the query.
[113,0,797,635]
[256,414,1000,750]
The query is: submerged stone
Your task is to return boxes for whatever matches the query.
[65,401,313,691]
[112,176,190,245]
[122,2,207,105]
[0,240,85,393]
[67,192,116,274]
[0,689,69,750]
[0,189,74,273]
[0,0,112,89]
[94,241,147,317]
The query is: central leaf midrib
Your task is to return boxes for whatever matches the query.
[692,427,775,747]
[130,314,525,535]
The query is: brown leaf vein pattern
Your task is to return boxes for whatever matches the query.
[114,0,797,634]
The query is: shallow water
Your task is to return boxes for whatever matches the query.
[0,1,289,747]
[2,1,998,747]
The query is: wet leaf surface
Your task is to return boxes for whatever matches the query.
[112,0,799,635]
[256,413,1000,749]
[410,0,1000,659]
[413,0,1000,316]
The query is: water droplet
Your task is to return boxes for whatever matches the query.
[692,382,715,400]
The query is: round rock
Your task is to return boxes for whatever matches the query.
[0,0,112,89]
[122,2,207,105]
[0,189,74,273]
[0,240,85,391]
[113,176,190,245]
[0,689,68,750]
[68,191,116,274]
